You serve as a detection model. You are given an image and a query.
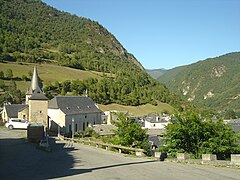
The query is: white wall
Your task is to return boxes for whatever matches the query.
[144,121,168,129]
[65,112,102,133]
[48,108,102,134]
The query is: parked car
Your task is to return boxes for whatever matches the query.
[5,118,29,130]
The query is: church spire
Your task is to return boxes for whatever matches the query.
[26,66,44,104]
[31,66,41,93]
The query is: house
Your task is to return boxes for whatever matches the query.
[48,96,103,135]
[144,114,169,129]
[2,67,48,126]
[2,104,28,122]
[103,110,128,125]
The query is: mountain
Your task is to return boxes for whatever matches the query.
[158,52,240,112]
[0,0,189,112]
[0,0,143,70]
[146,68,167,79]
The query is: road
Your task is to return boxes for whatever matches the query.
[0,127,240,180]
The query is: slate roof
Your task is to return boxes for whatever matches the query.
[48,96,103,115]
[93,124,117,136]
[147,129,165,136]
[149,136,164,148]
[145,116,168,123]
[4,104,28,118]
[27,67,40,94]
[29,91,48,100]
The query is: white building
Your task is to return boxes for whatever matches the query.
[48,96,103,135]
[144,114,169,129]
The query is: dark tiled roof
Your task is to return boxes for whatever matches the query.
[93,124,117,136]
[5,104,28,118]
[149,136,164,148]
[48,96,102,115]
[29,91,48,100]
[147,129,165,136]
[145,117,168,123]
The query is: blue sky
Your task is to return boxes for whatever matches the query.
[43,0,240,69]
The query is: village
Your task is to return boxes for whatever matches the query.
[1,67,240,155]
[1,67,173,150]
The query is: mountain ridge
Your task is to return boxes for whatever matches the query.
[157,52,240,112]
[145,68,167,79]
[0,0,189,112]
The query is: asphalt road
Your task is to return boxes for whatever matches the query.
[0,127,240,180]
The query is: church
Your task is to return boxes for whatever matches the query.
[2,66,103,134]
[2,67,48,126]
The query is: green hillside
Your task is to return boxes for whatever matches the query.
[158,52,240,112]
[146,68,167,79]
[99,102,176,116]
[0,0,143,71]
[0,0,189,112]
[0,62,105,91]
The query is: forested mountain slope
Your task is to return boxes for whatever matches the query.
[158,52,240,112]
[146,68,167,79]
[0,0,189,111]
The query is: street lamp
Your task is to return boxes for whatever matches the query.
[72,118,75,139]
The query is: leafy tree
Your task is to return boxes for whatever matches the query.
[28,70,33,78]
[0,80,5,89]
[22,75,29,81]
[224,109,236,119]
[5,69,13,79]
[112,113,150,151]
[0,71,4,79]
[161,112,240,158]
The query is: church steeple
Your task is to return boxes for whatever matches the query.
[31,66,42,93]
[26,66,46,104]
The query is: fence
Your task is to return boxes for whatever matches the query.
[64,137,145,157]
[169,153,240,167]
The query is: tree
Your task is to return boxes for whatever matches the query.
[224,109,236,119]
[112,113,150,151]
[5,69,13,79]
[22,75,28,81]
[0,80,5,89]
[0,71,4,79]
[161,112,240,158]
[28,70,33,78]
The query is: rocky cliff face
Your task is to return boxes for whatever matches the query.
[158,52,240,111]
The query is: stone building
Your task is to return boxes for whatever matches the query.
[2,67,48,126]
[48,96,103,134]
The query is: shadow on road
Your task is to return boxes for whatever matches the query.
[91,160,157,171]
[0,137,91,179]
[0,135,157,179]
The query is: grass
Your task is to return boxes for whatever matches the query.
[98,102,176,116]
[0,62,103,91]
[0,62,102,81]
[0,62,176,115]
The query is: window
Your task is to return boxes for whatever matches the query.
[85,115,87,118]
[40,111,42,113]
[83,122,85,131]
[75,124,78,131]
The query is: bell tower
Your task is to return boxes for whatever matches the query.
[26,67,48,126]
